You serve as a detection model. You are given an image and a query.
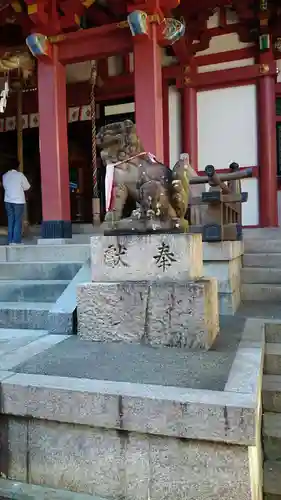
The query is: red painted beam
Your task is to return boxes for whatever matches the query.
[107,0,127,16]
[180,0,232,15]
[59,0,84,29]
[86,4,113,25]
[171,38,190,64]
[161,0,181,8]
[24,0,49,25]
[56,23,132,63]
[180,61,278,90]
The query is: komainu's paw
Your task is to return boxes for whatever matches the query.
[104,211,116,222]
[180,218,189,232]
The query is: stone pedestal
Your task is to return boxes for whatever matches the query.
[77,232,220,350]
[203,241,243,315]
[91,233,203,282]
[78,278,218,349]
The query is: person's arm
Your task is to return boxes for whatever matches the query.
[21,173,31,192]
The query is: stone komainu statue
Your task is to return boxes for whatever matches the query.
[96,120,190,231]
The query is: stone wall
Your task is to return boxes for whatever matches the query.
[5,416,260,500]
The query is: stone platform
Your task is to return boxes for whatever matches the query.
[0,316,264,500]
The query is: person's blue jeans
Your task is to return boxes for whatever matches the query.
[5,203,24,244]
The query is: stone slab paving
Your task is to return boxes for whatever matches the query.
[13,316,245,391]
[0,329,69,371]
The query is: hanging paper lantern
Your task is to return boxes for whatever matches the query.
[162,18,185,44]
[127,10,148,36]
[26,33,50,57]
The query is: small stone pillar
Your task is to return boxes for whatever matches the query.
[203,241,244,315]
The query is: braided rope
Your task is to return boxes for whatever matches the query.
[90,59,98,199]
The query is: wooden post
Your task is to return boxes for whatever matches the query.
[258,72,278,227]
[133,23,164,161]
[38,46,72,238]
[182,86,198,170]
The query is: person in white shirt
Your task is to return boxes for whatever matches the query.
[2,161,30,245]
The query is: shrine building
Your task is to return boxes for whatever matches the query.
[0,0,280,238]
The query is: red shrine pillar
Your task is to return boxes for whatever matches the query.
[133,23,164,162]
[258,69,278,227]
[182,86,198,170]
[38,46,71,238]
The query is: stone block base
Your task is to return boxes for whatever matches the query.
[77,278,219,350]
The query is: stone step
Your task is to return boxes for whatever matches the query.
[263,375,281,412]
[264,495,281,500]
[0,302,53,330]
[264,461,281,496]
[0,280,69,302]
[264,344,281,376]
[243,228,281,237]
[0,327,48,336]
[244,239,281,254]
[0,262,81,281]
[242,267,281,284]
[2,243,90,263]
[241,284,281,302]
[263,412,281,461]
[243,253,281,268]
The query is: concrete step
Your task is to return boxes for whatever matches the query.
[5,243,90,263]
[0,262,81,281]
[0,302,53,330]
[243,253,281,268]
[241,283,281,301]
[263,375,281,412]
[263,412,281,461]
[264,461,281,496]
[0,280,69,302]
[244,239,281,254]
[265,344,281,376]
[242,267,281,284]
